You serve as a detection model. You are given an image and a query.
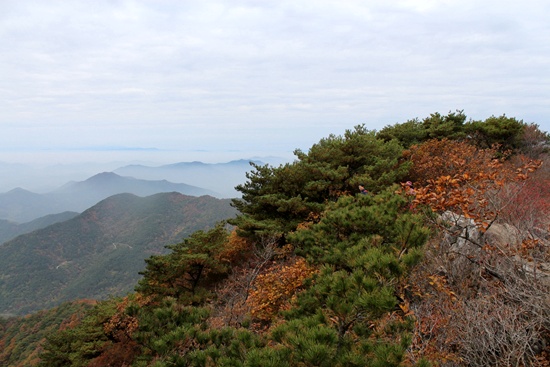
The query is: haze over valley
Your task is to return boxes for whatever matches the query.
[0,155,290,195]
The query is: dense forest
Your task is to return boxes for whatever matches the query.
[0,193,237,315]
[1,111,549,366]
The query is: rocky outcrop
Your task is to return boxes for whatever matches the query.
[438,211,550,287]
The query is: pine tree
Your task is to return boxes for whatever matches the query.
[231,126,409,241]
[249,188,430,367]
[465,114,525,152]
[136,222,230,302]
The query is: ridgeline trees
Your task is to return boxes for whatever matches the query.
[5,110,546,366]
[230,125,410,242]
[380,110,548,155]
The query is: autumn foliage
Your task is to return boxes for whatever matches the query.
[404,138,500,185]
[401,137,549,366]
[247,256,317,321]
[408,138,542,232]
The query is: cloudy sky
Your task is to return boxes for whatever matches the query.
[1,0,549,164]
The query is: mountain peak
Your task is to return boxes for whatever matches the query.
[6,187,34,195]
[85,172,124,182]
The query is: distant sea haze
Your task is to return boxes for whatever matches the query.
[0,147,294,166]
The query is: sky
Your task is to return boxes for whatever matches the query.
[1,0,549,165]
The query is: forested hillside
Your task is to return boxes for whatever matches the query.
[0,211,78,244]
[0,192,237,315]
[0,301,95,367]
[2,112,549,366]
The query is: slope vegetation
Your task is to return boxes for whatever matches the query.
[0,211,79,245]
[0,192,237,315]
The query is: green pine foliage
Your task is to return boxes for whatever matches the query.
[377,110,467,148]
[136,222,231,301]
[290,189,428,268]
[422,110,467,141]
[231,125,410,241]
[377,110,548,156]
[38,299,119,367]
[464,114,526,151]
[266,188,429,366]
[377,118,427,148]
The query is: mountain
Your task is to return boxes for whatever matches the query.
[55,171,219,197]
[50,171,220,212]
[0,160,128,194]
[0,188,58,223]
[0,172,218,223]
[114,159,272,198]
[0,192,237,315]
[0,211,79,245]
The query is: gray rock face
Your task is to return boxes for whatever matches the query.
[439,211,550,287]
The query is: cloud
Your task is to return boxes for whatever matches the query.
[0,0,549,161]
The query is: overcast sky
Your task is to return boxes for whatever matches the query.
[1,0,549,164]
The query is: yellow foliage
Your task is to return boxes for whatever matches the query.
[216,229,254,264]
[247,257,317,321]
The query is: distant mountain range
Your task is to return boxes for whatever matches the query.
[0,157,288,198]
[114,159,266,198]
[0,172,218,223]
[0,192,237,315]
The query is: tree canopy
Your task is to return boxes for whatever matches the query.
[230,125,410,241]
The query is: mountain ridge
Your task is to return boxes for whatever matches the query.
[114,159,274,198]
[0,172,219,223]
[0,211,79,245]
